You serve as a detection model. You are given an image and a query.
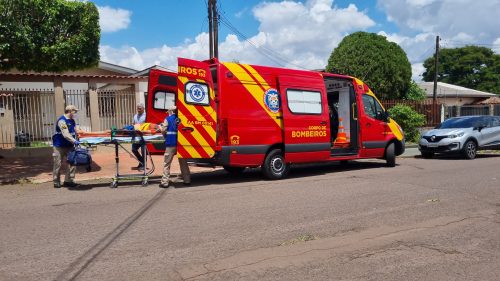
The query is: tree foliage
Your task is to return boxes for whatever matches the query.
[326,32,412,100]
[387,104,426,143]
[0,0,100,72]
[423,46,500,95]
[405,81,427,101]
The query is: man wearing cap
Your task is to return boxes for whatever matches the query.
[159,106,191,188]
[132,103,146,170]
[52,105,81,188]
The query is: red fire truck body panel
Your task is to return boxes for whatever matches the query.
[146,58,405,179]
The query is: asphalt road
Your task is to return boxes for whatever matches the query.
[1,155,499,281]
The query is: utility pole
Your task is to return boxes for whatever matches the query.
[208,0,213,59]
[432,35,439,102]
[207,0,218,59]
[213,0,218,59]
[432,35,440,125]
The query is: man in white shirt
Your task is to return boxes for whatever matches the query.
[132,103,146,169]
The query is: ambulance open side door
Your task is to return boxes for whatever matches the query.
[279,74,331,163]
[176,58,217,159]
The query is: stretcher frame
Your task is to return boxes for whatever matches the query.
[99,129,156,188]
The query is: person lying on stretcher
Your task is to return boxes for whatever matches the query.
[77,123,161,137]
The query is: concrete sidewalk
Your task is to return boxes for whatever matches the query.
[0,145,217,184]
[0,144,420,185]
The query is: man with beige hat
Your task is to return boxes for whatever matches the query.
[158,106,191,188]
[52,105,81,188]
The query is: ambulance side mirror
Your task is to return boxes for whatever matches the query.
[376,111,389,122]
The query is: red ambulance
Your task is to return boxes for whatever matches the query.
[146,58,405,179]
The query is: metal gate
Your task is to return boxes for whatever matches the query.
[98,89,136,130]
[65,89,92,132]
[0,89,55,148]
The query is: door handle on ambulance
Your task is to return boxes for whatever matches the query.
[182,127,194,132]
[320,121,327,125]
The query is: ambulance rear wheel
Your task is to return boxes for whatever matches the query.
[385,142,396,167]
[223,166,246,175]
[262,149,289,180]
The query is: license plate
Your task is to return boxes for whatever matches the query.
[427,143,438,148]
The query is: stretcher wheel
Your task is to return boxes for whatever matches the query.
[110,181,118,188]
[141,179,148,186]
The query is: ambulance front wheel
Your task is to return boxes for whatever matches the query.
[385,142,396,167]
[262,149,289,180]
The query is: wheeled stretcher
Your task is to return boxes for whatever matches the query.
[79,129,164,188]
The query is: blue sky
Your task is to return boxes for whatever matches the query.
[92,0,500,80]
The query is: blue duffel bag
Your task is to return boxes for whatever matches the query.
[67,146,92,168]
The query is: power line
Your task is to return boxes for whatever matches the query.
[216,0,309,69]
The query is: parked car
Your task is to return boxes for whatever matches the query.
[419,115,500,159]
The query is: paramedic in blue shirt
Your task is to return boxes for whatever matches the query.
[132,103,146,169]
[159,106,190,188]
[52,105,80,188]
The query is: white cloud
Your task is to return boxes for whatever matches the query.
[377,0,500,42]
[98,6,132,33]
[377,0,500,80]
[494,38,500,54]
[100,0,375,71]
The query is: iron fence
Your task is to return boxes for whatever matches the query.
[446,105,499,118]
[98,89,137,130]
[0,89,55,148]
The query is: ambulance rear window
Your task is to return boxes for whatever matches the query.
[153,91,175,110]
[287,89,322,114]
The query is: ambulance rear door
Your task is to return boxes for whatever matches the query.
[146,68,178,154]
[279,74,330,163]
[176,58,217,159]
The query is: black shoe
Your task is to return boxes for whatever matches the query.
[183,182,191,186]
[137,163,144,168]
[54,182,61,188]
[63,181,80,188]
[159,183,169,188]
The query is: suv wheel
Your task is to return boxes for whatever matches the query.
[462,140,477,160]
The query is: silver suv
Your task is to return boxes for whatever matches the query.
[419,115,500,159]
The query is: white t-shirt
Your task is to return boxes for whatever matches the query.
[133,112,146,124]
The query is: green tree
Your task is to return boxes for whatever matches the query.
[387,104,426,143]
[422,46,500,95]
[0,0,100,72]
[326,32,412,100]
[405,81,426,101]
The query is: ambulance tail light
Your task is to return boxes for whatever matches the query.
[218,118,229,146]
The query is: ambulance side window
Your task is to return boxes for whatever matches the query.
[153,91,175,110]
[185,82,210,106]
[362,94,385,121]
[287,89,322,114]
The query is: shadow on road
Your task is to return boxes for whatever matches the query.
[73,160,394,191]
[175,160,390,189]
[414,153,500,161]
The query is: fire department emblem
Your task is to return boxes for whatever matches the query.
[264,88,280,113]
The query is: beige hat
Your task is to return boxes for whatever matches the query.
[167,105,177,112]
[65,105,79,112]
